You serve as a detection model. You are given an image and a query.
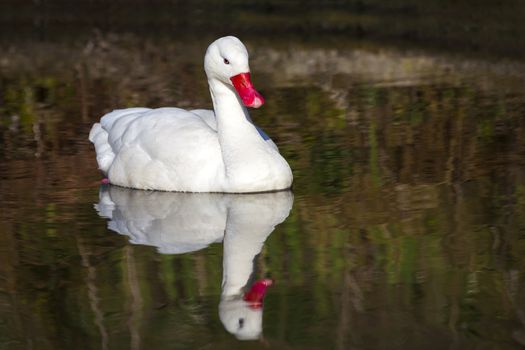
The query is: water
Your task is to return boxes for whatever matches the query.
[2,3,525,349]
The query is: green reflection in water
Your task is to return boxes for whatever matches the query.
[1,27,525,350]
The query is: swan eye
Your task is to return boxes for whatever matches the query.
[223,58,230,65]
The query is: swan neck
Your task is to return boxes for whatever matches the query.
[208,78,266,152]
[208,78,273,191]
[209,78,252,127]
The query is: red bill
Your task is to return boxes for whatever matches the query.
[230,72,265,108]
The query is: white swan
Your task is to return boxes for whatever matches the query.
[89,36,293,193]
[95,185,292,340]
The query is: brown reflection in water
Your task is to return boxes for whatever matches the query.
[1,34,525,349]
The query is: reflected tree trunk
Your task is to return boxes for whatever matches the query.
[76,235,109,350]
[125,245,143,350]
[76,63,90,123]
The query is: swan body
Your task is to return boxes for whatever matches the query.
[89,36,293,193]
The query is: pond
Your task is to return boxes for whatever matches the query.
[1,2,525,349]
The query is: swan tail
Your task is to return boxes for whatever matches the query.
[89,122,115,175]
[89,108,152,176]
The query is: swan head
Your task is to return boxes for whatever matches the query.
[204,36,265,108]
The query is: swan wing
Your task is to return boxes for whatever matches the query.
[92,107,225,191]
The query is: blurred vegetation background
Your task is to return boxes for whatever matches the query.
[1,1,525,349]
[1,0,525,57]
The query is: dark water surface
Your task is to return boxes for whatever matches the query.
[2,3,525,349]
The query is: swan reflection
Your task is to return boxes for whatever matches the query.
[95,185,293,340]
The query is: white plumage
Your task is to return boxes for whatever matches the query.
[89,36,293,192]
